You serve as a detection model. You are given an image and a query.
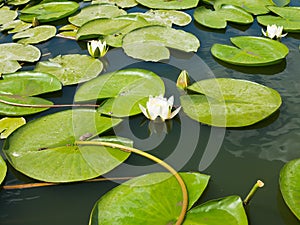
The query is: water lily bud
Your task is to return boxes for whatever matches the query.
[87,40,109,58]
[32,17,39,27]
[176,70,190,90]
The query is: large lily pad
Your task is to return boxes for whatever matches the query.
[183,196,248,225]
[34,54,103,85]
[75,68,165,117]
[0,155,6,185]
[211,36,289,66]
[257,6,300,32]
[69,4,127,27]
[89,172,210,225]
[0,20,32,33]
[0,6,18,25]
[122,25,200,61]
[19,1,79,23]
[0,43,41,74]
[194,5,253,29]
[279,158,300,220]
[180,78,282,127]
[136,0,199,10]
[12,25,57,44]
[0,117,26,139]
[3,109,127,182]
[92,0,138,8]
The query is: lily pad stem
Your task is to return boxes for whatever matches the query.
[243,180,264,205]
[75,140,188,225]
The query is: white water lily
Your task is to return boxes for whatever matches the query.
[87,40,109,58]
[262,24,287,39]
[139,95,181,121]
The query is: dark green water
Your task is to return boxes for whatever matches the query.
[1,1,300,225]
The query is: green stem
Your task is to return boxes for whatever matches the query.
[75,140,188,225]
[243,180,264,205]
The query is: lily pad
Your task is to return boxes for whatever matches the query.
[136,0,199,10]
[0,117,26,139]
[19,1,80,23]
[0,155,6,185]
[0,6,18,25]
[180,78,282,127]
[12,25,57,44]
[92,0,138,8]
[89,172,210,225]
[69,4,127,27]
[3,109,126,182]
[211,36,289,66]
[194,5,253,29]
[0,43,41,74]
[75,68,165,117]
[34,54,103,85]
[183,196,248,225]
[6,0,30,5]
[122,25,200,61]
[257,6,300,32]
[0,20,32,33]
[279,158,300,220]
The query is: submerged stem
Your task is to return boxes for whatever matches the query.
[243,180,264,205]
[75,140,188,225]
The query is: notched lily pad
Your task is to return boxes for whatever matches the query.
[0,6,18,25]
[0,117,26,139]
[0,20,32,33]
[211,36,289,66]
[136,0,200,10]
[34,54,103,85]
[0,155,7,185]
[3,109,126,182]
[180,78,282,127]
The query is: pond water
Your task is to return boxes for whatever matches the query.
[1,1,300,225]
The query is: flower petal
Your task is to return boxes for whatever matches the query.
[139,104,150,119]
[170,106,181,119]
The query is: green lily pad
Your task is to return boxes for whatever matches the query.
[92,0,137,8]
[122,25,200,61]
[136,0,199,10]
[257,6,300,32]
[0,71,62,96]
[0,117,26,139]
[279,158,300,220]
[76,15,150,47]
[19,1,80,23]
[57,24,78,39]
[3,109,126,182]
[0,43,41,74]
[272,0,290,6]
[194,5,253,29]
[183,196,248,225]
[0,155,6,185]
[69,4,127,27]
[12,25,57,45]
[0,6,18,25]
[75,68,165,117]
[211,36,289,66]
[34,54,103,86]
[6,0,30,5]
[0,20,32,33]
[180,78,282,127]
[89,172,210,225]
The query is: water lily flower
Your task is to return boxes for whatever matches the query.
[262,24,287,39]
[139,95,181,121]
[87,40,109,58]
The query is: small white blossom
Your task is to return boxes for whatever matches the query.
[139,95,181,121]
[87,40,108,58]
[262,24,287,39]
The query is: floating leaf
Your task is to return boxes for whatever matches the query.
[92,0,138,8]
[89,172,210,225]
[279,158,300,220]
[136,0,199,10]
[35,54,103,85]
[3,109,126,182]
[272,0,290,6]
[0,155,6,185]
[180,78,282,127]
[0,6,17,25]
[6,0,30,5]
[0,117,26,139]
[69,4,127,27]
[0,43,41,74]
[122,25,200,61]
[12,25,57,44]
[194,5,253,29]
[19,1,80,23]
[75,68,165,117]
[257,6,300,32]
[0,71,62,96]
[183,196,248,225]
[0,20,32,33]
[211,36,289,66]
